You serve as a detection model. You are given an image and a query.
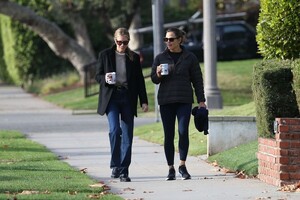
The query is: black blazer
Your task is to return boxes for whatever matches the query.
[95,45,148,116]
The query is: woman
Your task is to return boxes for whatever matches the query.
[151,27,206,180]
[95,27,148,182]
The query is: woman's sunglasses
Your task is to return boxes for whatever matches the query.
[163,37,178,42]
[116,40,129,46]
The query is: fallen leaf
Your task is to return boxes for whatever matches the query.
[278,181,300,192]
[103,185,111,191]
[87,193,104,199]
[80,168,88,173]
[235,171,247,179]
[20,190,39,195]
[125,198,143,200]
[89,183,105,188]
[58,155,68,160]
[255,197,272,200]
[42,190,51,194]
[222,168,235,173]
[123,187,135,191]
[68,191,77,195]
[212,160,218,167]
[100,191,109,195]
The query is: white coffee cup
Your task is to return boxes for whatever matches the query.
[161,64,169,75]
[105,72,116,84]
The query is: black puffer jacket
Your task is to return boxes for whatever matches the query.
[151,47,205,105]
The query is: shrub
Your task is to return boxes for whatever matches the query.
[292,59,300,109]
[0,19,12,83]
[0,0,74,85]
[252,59,299,138]
[0,16,20,84]
[256,0,300,60]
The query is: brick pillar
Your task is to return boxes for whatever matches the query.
[257,118,300,187]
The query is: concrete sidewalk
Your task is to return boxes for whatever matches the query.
[0,85,299,200]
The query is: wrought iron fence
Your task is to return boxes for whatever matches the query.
[83,61,99,98]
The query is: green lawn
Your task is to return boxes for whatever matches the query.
[0,130,122,200]
[207,140,258,176]
[43,87,99,110]
[207,59,259,106]
[209,101,256,116]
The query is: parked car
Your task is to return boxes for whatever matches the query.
[137,21,260,68]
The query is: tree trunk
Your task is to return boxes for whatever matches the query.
[0,0,95,82]
[129,11,143,50]
[68,13,96,57]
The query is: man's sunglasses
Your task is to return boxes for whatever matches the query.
[163,37,178,42]
[116,40,129,46]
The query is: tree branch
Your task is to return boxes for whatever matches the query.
[0,0,96,80]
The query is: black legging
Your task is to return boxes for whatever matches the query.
[160,103,192,166]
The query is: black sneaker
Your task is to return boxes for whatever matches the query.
[178,165,191,180]
[166,167,176,181]
[111,167,120,178]
[120,174,131,182]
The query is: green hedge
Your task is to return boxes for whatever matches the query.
[256,0,300,60]
[252,59,299,138]
[0,17,12,83]
[0,15,20,84]
[292,59,300,109]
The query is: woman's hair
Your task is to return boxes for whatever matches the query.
[114,27,134,60]
[114,27,130,41]
[166,27,186,44]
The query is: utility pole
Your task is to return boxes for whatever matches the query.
[152,0,164,122]
[203,0,223,109]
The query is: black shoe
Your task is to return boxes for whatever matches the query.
[178,165,191,180]
[166,167,176,181]
[111,168,120,178]
[120,174,131,182]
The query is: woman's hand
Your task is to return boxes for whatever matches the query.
[156,65,162,78]
[198,102,207,108]
[142,103,149,112]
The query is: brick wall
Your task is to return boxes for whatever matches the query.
[257,118,300,187]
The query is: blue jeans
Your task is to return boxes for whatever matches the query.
[106,89,134,176]
[160,103,192,166]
